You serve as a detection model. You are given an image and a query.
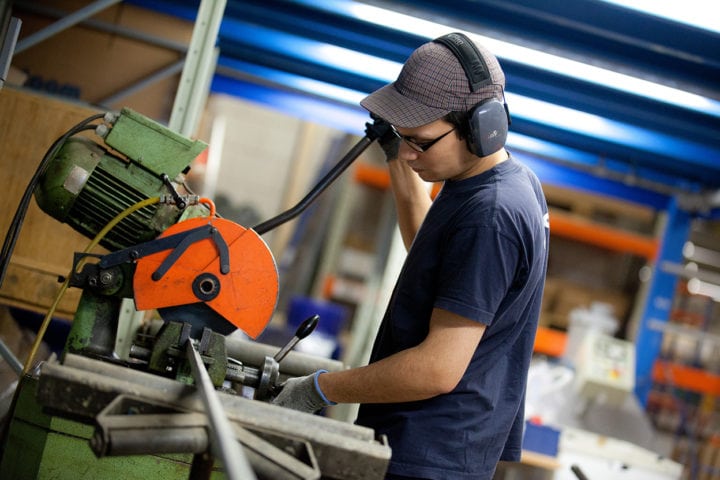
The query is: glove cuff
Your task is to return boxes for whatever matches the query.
[313,370,337,406]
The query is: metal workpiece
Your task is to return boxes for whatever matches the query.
[185,340,257,480]
[146,322,228,387]
[226,336,345,378]
[38,355,391,479]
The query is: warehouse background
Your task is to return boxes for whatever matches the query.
[1,1,719,478]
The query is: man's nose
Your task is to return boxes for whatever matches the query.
[398,141,420,159]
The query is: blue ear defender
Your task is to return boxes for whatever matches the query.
[433,32,511,156]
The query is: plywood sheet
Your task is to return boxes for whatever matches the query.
[0,87,104,319]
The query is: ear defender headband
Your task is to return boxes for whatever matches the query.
[433,33,511,157]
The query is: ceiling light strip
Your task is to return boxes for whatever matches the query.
[295,0,720,117]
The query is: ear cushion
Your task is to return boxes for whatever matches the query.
[469,98,508,157]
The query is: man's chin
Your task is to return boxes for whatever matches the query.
[416,171,438,182]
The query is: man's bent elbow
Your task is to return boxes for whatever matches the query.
[424,365,464,395]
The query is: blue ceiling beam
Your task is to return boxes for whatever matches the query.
[214,24,720,152]
[210,72,675,210]
[514,151,670,210]
[371,0,720,98]
[126,0,720,193]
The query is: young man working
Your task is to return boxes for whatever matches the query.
[273,32,550,480]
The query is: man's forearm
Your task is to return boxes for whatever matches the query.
[388,159,432,249]
[317,346,448,404]
[317,309,485,405]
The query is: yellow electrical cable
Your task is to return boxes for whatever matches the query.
[22,197,161,375]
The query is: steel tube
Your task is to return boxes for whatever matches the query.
[225,336,344,377]
[186,341,257,480]
[99,59,185,106]
[0,338,22,375]
[14,0,122,53]
[94,427,208,455]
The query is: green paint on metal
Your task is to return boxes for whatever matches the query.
[0,376,48,479]
[34,137,103,222]
[104,108,208,179]
[148,321,183,378]
[1,375,229,479]
[205,332,229,387]
[64,291,96,356]
[64,292,122,358]
[35,107,211,252]
[148,322,228,387]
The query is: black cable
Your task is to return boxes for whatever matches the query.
[0,113,107,287]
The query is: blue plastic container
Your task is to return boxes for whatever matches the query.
[287,296,348,337]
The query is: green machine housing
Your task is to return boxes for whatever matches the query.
[34,107,209,251]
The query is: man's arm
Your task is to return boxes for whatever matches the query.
[387,157,433,251]
[317,308,486,404]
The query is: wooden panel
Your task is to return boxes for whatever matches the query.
[12,0,194,122]
[0,87,105,319]
[543,183,657,232]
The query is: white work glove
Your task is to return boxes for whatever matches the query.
[271,369,336,413]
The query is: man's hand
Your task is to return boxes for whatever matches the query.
[271,370,335,413]
[371,114,400,162]
[378,125,400,162]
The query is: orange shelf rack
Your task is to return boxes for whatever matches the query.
[549,210,659,260]
[534,326,567,358]
[652,360,720,396]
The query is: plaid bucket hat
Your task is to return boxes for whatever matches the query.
[361,33,505,128]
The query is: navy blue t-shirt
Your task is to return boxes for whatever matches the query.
[356,157,549,480]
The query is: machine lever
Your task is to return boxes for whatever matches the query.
[251,117,389,235]
[274,315,319,363]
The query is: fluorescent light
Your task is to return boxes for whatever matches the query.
[599,0,720,34]
[218,56,717,159]
[219,19,401,82]
[299,1,720,117]
[313,44,401,80]
[506,92,718,158]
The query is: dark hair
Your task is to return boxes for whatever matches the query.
[443,110,472,151]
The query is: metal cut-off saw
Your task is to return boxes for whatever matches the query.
[0,107,393,480]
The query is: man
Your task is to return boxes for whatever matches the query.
[273,32,549,480]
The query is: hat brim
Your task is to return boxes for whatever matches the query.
[360,83,451,128]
